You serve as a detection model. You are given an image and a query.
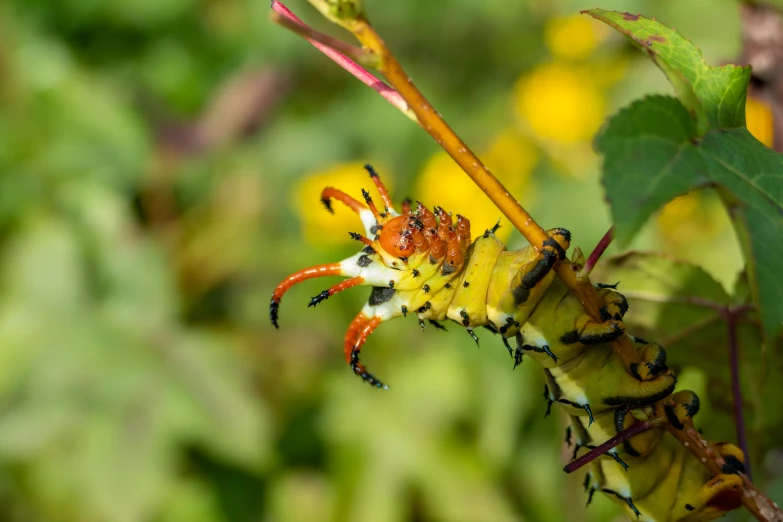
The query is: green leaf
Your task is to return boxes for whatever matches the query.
[595,253,783,478]
[701,130,783,340]
[588,10,783,339]
[596,96,783,338]
[584,9,751,134]
[594,96,705,245]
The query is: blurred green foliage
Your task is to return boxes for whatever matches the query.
[0,0,775,520]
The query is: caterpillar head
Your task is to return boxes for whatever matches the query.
[316,166,472,283]
[270,165,474,388]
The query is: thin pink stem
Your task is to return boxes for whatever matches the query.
[582,226,614,276]
[270,1,415,121]
[271,9,368,62]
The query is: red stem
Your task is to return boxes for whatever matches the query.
[583,226,614,275]
[270,1,412,117]
[563,420,655,473]
[727,308,752,480]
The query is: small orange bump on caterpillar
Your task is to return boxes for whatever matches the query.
[405,216,430,253]
[418,204,446,260]
[445,214,471,269]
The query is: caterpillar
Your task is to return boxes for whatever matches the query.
[270,165,747,522]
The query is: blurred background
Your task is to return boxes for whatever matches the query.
[0,0,779,520]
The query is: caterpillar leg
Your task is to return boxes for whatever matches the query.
[631,342,670,381]
[662,391,745,520]
[599,289,629,321]
[653,437,745,522]
[713,442,746,475]
[508,228,571,306]
[517,331,559,363]
[677,473,743,521]
[544,384,554,416]
[560,289,627,345]
[344,312,387,389]
[568,414,590,460]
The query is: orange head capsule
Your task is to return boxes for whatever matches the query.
[378,215,416,258]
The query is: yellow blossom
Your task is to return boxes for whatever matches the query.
[293,161,392,248]
[544,15,600,61]
[415,130,537,242]
[746,95,774,148]
[514,62,605,143]
[572,56,630,89]
[656,192,726,245]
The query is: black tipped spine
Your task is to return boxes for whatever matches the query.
[364,164,378,177]
[308,290,330,308]
[270,299,280,328]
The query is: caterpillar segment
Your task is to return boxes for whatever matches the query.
[270,166,746,521]
[567,392,745,521]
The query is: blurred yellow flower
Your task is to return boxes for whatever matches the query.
[514,62,605,143]
[572,56,630,89]
[293,161,392,248]
[484,128,539,179]
[656,192,726,245]
[415,130,537,242]
[544,15,599,61]
[746,95,774,148]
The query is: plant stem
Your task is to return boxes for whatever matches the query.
[727,308,752,480]
[564,420,656,473]
[270,4,372,65]
[269,1,416,122]
[580,226,614,278]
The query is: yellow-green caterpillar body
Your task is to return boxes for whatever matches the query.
[270,166,745,521]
